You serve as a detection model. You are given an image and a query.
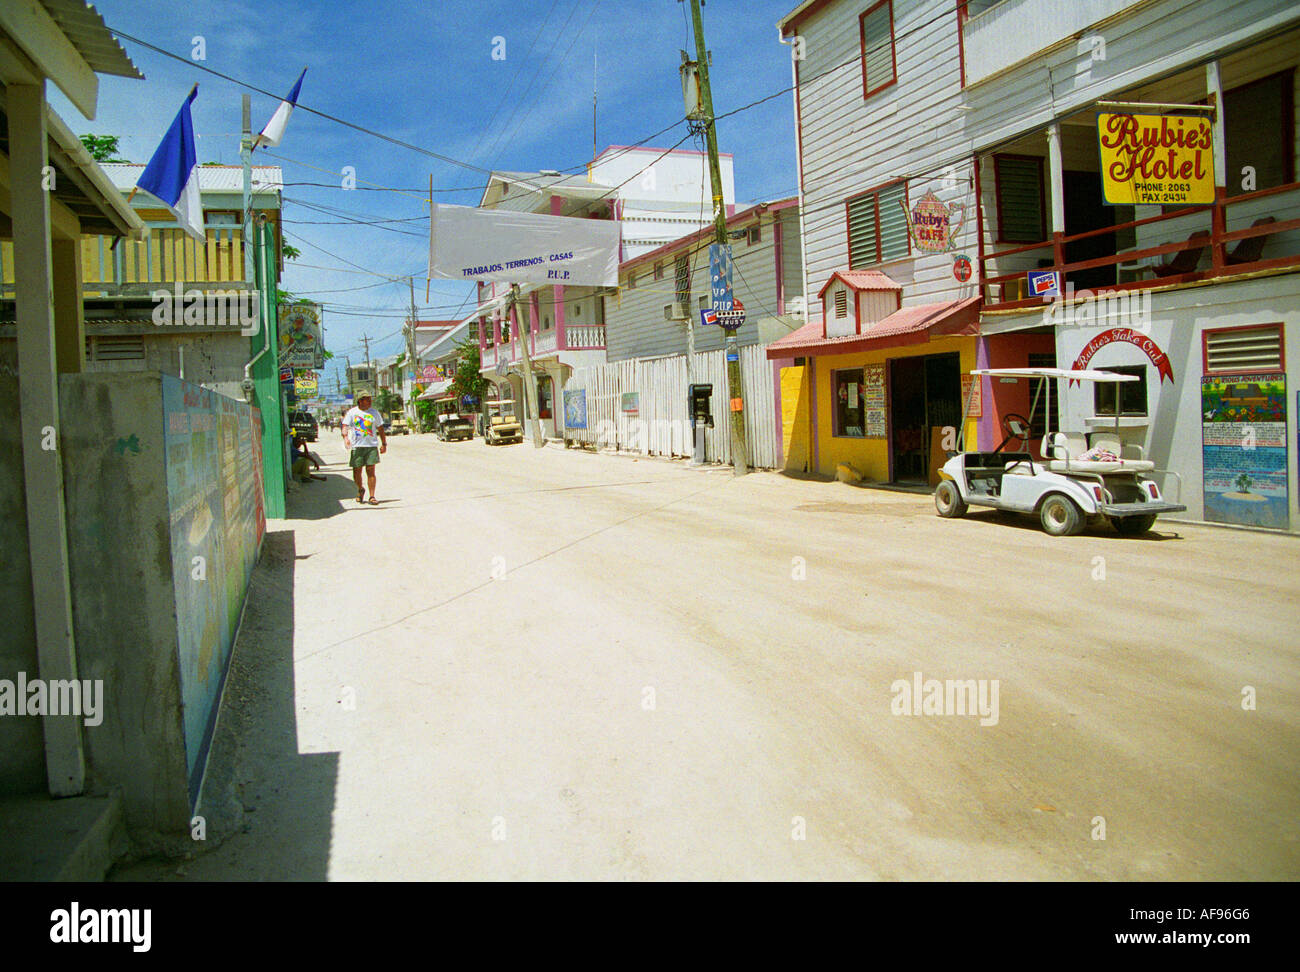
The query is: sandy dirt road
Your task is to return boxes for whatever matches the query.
[116,432,1300,880]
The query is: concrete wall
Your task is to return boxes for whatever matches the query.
[0,368,44,795]
[59,371,191,834]
[52,371,265,839]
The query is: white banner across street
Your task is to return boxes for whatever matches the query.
[428,202,622,288]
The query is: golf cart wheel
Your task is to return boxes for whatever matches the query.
[1115,513,1157,536]
[935,479,967,518]
[1040,494,1084,536]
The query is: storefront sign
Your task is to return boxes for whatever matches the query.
[1028,270,1061,298]
[293,371,318,397]
[563,389,588,429]
[1097,112,1215,205]
[621,392,639,416]
[1070,328,1174,383]
[952,254,972,282]
[278,303,324,368]
[902,190,965,254]
[709,244,734,311]
[1201,374,1288,530]
[863,363,887,439]
[960,374,982,419]
[421,364,440,383]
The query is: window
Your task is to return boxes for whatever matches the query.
[834,289,848,319]
[859,1,897,100]
[698,295,709,311]
[654,261,664,280]
[1094,365,1148,417]
[994,155,1046,243]
[847,180,909,268]
[1204,324,1284,373]
[675,254,691,310]
[748,223,761,245]
[834,368,866,437]
[543,315,551,330]
[1224,70,1295,196]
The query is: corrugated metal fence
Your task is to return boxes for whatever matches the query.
[562,344,778,468]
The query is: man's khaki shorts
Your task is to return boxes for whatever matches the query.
[349,446,380,468]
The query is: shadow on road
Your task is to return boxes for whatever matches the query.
[287,469,363,520]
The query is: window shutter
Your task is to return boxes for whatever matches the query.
[878,183,909,262]
[1205,325,1283,372]
[862,5,894,94]
[997,156,1044,243]
[834,289,848,318]
[847,194,877,269]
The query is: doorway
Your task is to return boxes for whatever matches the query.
[889,352,961,483]
[1063,170,1117,291]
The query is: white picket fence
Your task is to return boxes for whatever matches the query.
[562,344,779,468]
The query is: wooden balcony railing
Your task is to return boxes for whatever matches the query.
[0,225,248,298]
[981,181,1300,309]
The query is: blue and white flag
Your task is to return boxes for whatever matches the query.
[254,68,306,150]
[136,87,204,242]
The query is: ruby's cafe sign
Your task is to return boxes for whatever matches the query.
[1097,112,1215,206]
[1071,328,1174,384]
[901,190,966,253]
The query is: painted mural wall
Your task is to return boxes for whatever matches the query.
[162,376,265,793]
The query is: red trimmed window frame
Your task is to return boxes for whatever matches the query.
[845,177,911,269]
[993,153,1047,245]
[859,0,898,101]
[1201,323,1286,375]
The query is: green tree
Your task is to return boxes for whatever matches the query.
[79,134,128,162]
[449,338,487,405]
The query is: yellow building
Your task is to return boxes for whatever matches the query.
[769,271,979,485]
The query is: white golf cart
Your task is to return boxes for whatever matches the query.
[934,367,1185,536]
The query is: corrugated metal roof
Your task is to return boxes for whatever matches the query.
[766,298,981,358]
[97,163,283,192]
[817,270,902,297]
[39,0,143,79]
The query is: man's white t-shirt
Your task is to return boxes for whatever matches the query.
[344,406,383,448]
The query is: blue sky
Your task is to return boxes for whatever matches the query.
[58,0,800,366]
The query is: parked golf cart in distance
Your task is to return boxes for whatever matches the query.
[934,368,1186,536]
[482,398,523,445]
[431,395,473,441]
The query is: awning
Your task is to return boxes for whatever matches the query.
[766,297,980,359]
[417,379,454,401]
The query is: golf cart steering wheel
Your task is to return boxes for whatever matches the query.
[997,412,1032,452]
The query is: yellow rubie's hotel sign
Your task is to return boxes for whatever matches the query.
[1097,112,1215,205]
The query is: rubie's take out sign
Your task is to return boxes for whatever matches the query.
[1097,112,1215,206]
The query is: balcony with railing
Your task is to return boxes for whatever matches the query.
[0,223,250,298]
[977,64,1300,309]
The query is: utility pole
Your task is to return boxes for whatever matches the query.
[687,0,748,475]
[508,284,545,448]
[406,276,419,424]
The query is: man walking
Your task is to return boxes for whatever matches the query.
[342,391,387,504]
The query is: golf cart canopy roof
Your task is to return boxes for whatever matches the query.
[970,367,1139,382]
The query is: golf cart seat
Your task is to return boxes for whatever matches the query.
[1044,431,1154,473]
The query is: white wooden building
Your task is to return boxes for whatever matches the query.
[475,147,735,440]
[776,0,1300,530]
